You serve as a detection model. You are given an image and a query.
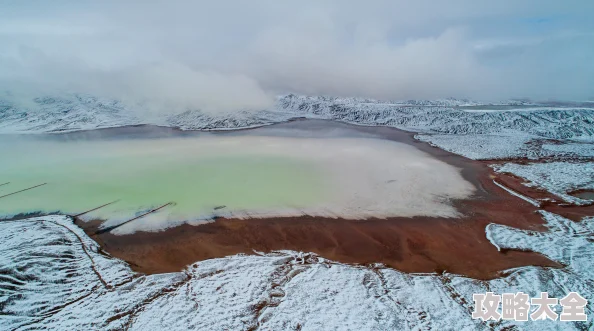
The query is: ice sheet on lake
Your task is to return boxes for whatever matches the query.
[0,135,475,234]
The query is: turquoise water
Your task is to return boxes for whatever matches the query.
[0,135,329,223]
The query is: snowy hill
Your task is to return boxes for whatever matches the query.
[1,94,592,140]
[1,94,593,162]
[1,214,593,330]
[278,95,594,140]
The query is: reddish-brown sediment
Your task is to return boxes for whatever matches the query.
[488,162,594,221]
[82,169,559,280]
[76,120,585,280]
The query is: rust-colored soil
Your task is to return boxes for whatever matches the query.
[76,121,582,280]
[82,170,559,280]
[488,162,594,221]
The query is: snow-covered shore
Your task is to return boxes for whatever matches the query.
[1,94,593,329]
[1,214,592,330]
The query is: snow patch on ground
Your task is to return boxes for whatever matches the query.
[485,211,594,326]
[2,94,594,143]
[416,134,594,161]
[493,162,594,205]
[492,180,541,207]
[415,133,537,160]
[1,215,592,330]
[541,143,594,158]
[1,94,593,329]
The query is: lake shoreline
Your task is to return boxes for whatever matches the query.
[70,119,570,280]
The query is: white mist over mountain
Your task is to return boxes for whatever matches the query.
[1,0,593,114]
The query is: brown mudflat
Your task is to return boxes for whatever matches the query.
[84,170,559,280]
[491,163,594,221]
[77,120,573,280]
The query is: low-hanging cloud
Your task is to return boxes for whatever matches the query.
[0,0,593,114]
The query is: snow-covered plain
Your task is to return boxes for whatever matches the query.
[415,133,538,160]
[493,162,594,205]
[541,143,594,159]
[416,134,594,161]
[1,214,592,330]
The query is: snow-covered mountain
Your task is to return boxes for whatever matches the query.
[1,93,593,162]
[1,94,593,140]
[0,95,142,133]
[278,95,594,140]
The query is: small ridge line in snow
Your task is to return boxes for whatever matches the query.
[484,224,501,252]
[41,285,100,317]
[0,183,47,199]
[95,202,174,234]
[73,199,120,217]
[123,272,193,329]
[492,180,541,207]
[436,275,482,327]
[44,219,109,289]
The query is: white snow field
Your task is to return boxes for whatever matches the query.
[416,134,594,161]
[2,94,593,162]
[1,95,593,141]
[0,134,474,233]
[1,94,593,329]
[541,143,594,159]
[493,162,594,205]
[415,133,538,160]
[0,214,592,330]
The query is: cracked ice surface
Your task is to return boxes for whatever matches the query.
[1,215,593,330]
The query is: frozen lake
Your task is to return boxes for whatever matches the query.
[0,122,475,233]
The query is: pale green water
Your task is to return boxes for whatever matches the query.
[0,135,329,224]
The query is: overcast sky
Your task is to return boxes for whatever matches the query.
[1,0,593,112]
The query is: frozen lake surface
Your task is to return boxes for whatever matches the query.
[0,124,474,233]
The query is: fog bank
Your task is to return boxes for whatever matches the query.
[1,0,593,114]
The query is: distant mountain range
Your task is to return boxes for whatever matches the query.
[1,94,593,142]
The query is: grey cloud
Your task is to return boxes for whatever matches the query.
[0,0,593,113]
